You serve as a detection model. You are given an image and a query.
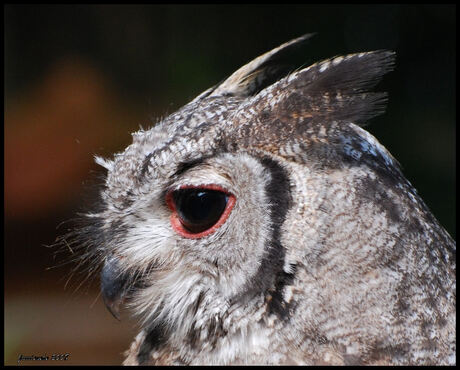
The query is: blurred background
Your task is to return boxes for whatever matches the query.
[4,4,455,365]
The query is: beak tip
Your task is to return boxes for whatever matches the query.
[100,257,129,321]
[103,297,122,321]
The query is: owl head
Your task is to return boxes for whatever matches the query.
[63,35,455,365]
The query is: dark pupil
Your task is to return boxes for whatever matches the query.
[173,189,229,233]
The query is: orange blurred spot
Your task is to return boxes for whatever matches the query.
[5,57,140,220]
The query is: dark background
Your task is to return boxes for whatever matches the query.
[4,4,455,365]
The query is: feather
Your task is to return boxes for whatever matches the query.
[211,33,315,97]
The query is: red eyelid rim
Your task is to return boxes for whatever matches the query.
[165,184,236,239]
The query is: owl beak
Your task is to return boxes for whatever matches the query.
[100,257,130,321]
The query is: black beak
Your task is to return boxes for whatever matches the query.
[100,256,130,320]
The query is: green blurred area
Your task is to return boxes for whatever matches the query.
[4,4,455,365]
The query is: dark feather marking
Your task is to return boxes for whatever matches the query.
[137,323,168,365]
[140,152,155,180]
[192,291,204,317]
[260,156,296,320]
[356,175,404,225]
[173,157,206,178]
[267,264,297,319]
[229,155,295,320]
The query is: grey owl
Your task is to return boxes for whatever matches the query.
[66,34,456,365]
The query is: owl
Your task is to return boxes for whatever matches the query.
[65,34,456,365]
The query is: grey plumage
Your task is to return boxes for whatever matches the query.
[63,35,455,365]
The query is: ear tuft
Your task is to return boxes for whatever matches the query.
[211,34,315,97]
[277,50,396,125]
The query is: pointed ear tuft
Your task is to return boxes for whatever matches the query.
[289,50,396,95]
[211,34,315,97]
[263,50,396,125]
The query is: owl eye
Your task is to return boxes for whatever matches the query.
[166,186,236,238]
